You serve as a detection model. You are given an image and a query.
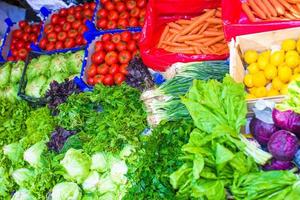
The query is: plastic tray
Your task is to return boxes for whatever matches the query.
[74,27,142,91]
[0,18,41,62]
[18,48,85,105]
[31,1,98,54]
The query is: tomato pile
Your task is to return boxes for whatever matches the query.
[86,31,141,86]
[39,2,96,51]
[7,21,41,61]
[96,0,147,30]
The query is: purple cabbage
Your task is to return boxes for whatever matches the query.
[267,130,299,161]
[272,108,300,138]
[250,117,278,146]
[263,159,295,171]
[47,127,76,153]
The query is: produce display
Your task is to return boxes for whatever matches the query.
[243,38,300,99]
[86,31,141,86]
[7,21,41,61]
[23,51,83,98]
[242,0,300,22]
[157,8,228,55]
[95,0,147,30]
[39,2,96,51]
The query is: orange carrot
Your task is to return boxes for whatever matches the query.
[179,9,216,35]
[278,0,300,14]
[157,25,169,47]
[168,33,177,42]
[203,31,223,36]
[169,28,180,34]
[269,0,286,15]
[193,46,201,54]
[215,10,222,17]
[177,19,191,25]
[190,24,202,34]
[198,22,209,34]
[168,22,183,30]
[184,41,203,46]
[177,34,204,42]
[262,0,278,16]
[204,35,224,46]
[286,0,300,3]
[255,0,272,17]
[284,11,297,18]
[162,41,188,47]
[206,17,222,24]
[248,0,267,19]
[242,2,257,22]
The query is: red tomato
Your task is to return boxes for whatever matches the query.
[57,32,67,41]
[132,32,141,41]
[101,0,109,4]
[12,29,22,39]
[76,35,85,45]
[107,20,117,29]
[89,2,96,10]
[139,17,145,26]
[117,18,128,29]
[116,2,126,12]
[55,41,64,49]
[95,41,104,51]
[23,33,30,42]
[114,72,126,85]
[68,29,78,38]
[29,34,38,42]
[54,25,62,32]
[75,5,83,12]
[93,75,104,84]
[109,64,120,74]
[119,11,130,19]
[132,49,140,56]
[25,42,31,51]
[116,42,127,51]
[11,49,18,57]
[87,64,97,77]
[83,9,94,19]
[64,38,76,48]
[46,42,55,51]
[108,10,119,21]
[102,34,111,42]
[19,20,28,29]
[97,9,108,18]
[127,40,137,52]
[75,12,82,20]
[126,0,137,9]
[139,8,146,18]
[121,31,132,42]
[31,24,40,33]
[119,50,131,64]
[104,41,116,51]
[68,6,75,15]
[11,38,18,45]
[18,48,28,60]
[92,50,106,64]
[105,1,115,10]
[97,63,109,75]
[72,21,82,29]
[47,32,57,42]
[24,25,31,33]
[7,56,15,61]
[67,15,76,23]
[111,34,121,44]
[105,51,118,65]
[51,13,60,24]
[16,41,25,49]
[78,25,88,35]
[44,24,54,34]
[62,22,71,32]
[59,8,68,17]
[120,63,128,75]
[129,17,138,27]
[39,38,48,49]
[97,18,108,29]
[130,7,140,17]
[83,2,90,10]
[87,77,95,85]
[102,74,114,86]
[137,0,146,8]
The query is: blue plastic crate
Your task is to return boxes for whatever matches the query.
[31,1,99,54]
[75,27,142,91]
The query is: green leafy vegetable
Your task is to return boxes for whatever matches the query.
[51,182,82,200]
[0,62,12,88]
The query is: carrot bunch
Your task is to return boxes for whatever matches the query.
[157,8,228,55]
[242,0,300,22]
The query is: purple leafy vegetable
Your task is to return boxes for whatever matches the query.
[47,127,76,153]
[263,159,295,171]
[250,117,278,146]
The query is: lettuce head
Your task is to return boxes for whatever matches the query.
[3,142,24,163]
[12,168,35,187]
[11,188,36,200]
[82,171,100,192]
[26,55,51,80]
[23,141,46,168]
[49,54,68,76]
[66,50,84,75]
[10,61,25,83]
[91,152,108,172]
[51,182,82,200]
[0,62,12,88]
[25,76,47,98]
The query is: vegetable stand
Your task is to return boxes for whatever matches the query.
[0,0,300,199]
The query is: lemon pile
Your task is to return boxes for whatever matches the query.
[243,38,300,99]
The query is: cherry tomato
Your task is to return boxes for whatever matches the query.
[7,56,15,61]
[54,25,62,32]
[25,42,31,51]
[95,41,104,51]
[18,48,28,60]
[78,25,88,35]
[117,18,129,29]
[51,13,60,24]
[92,50,106,64]
[39,38,48,49]
[83,2,90,10]
[44,24,54,34]
[93,75,104,84]
[55,41,64,49]
[105,51,118,65]
[12,29,22,39]
[97,63,109,75]
[11,49,18,57]
[67,15,76,23]
[105,1,115,10]
[107,20,117,29]
[121,31,132,42]
[19,20,28,29]
[101,0,109,4]
[137,0,146,8]
[16,41,25,49]
[23,33,30,42]
[68,29,78,38]
[127,40,137,52]
[104,41,116,51]
[31,24,40,33]
[45,42,55,51]
[97,9,108,18]
[102,34,112,42]
[11,38,18,45]
[120,63,128,75]
[108,10,119,21]
[102,74,114,86]
[87,77,95,85]
[29,34,38,42]
[126,0,137,9]
[116,2,126,12]
[114,72,126,85]
[130,7,140,17]
[132,32,141,41]
[87,64,97,77]
[120,11,130,19]
[109,64,120,74]
[116,42,127,51]
[47,32,57,42]
[139,8,146,18]
[76,35,85,45]
[64,38,75,48]
[119,50,131,64]
[111,34,121,44]
[75,11,82,20]
[68,6,76,15]
[59,8,68,17]
[83,9,94,19]
[97,18,108,29]
[57,32,67,41]
[62,22,71,32]
[129,17,138,27]
[24,25,31,33]
[72,21,82,29]
[89,2,96,10]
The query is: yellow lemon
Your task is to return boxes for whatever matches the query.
[253,71,267,87]
[278,66,292,83]
[285,50,300,68]
[267,88,279,97]
[254,87,267,98]
[272,77,284,90]
[297,38,300,53]
[264,64,277,80]
[294,66,300,74]
[248,87,257,95]
[258,56,269,70]
[292,73,300,81]
[246,93,256,99]
[280,84,288,94]
[270,50,284,66]
[244,50,258,64]
[244,74,254,88]
[281,39,296,51]
[247,63,260,74]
